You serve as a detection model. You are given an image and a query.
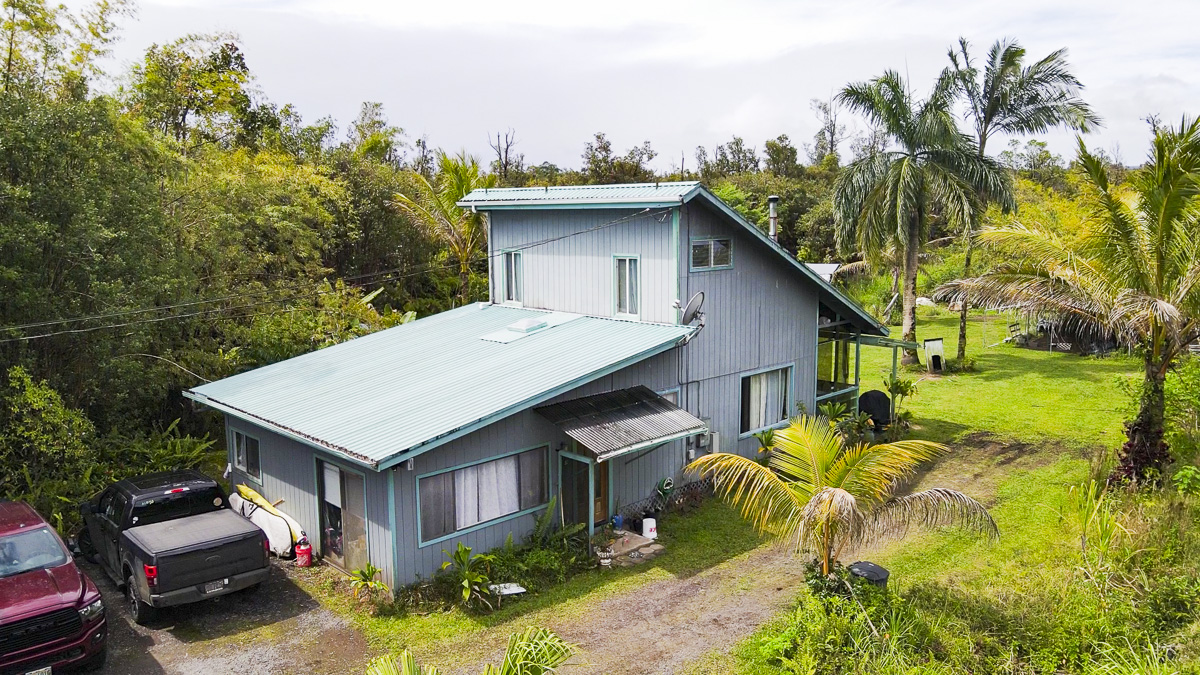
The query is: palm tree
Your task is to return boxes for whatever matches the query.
[687,416,997,576]
[834,70,1013,364]
[944,38,1099,361]
[365,626,574,675]
[938,119,1200,480]
[396,151,497,306]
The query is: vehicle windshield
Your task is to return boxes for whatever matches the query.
[131,486,227,527]
[0,527,70,579]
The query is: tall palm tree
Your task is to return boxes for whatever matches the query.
[938,119,1200,480]
[687,416,997,575]
[365,626,574,675]
[396,151,497,306]
[944,38,1100,361]
[834,71,1013,364]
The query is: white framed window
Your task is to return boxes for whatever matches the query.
[691,238,733,270]
[233,430,261,481]
[740,366,792,434]
[418,446,549,544]
[614,256,639,317]
[502,250,522,304]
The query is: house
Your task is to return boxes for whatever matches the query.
[183,181,886,589]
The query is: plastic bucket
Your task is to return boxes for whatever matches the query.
[642,517,657,540]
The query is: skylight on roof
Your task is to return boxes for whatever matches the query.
[480,311,583,344]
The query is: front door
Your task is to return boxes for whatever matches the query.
[593,462,609,524]
[317,460,368,572]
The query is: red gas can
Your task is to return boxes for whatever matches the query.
[294,540,313,567]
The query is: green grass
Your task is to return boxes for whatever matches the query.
[859,309,1136,448]
[680,310,1153,675]
[295,499,768,671]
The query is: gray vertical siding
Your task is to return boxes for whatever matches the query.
[677,202,820,458]
[225,415,395,587]
[488,209,677,324]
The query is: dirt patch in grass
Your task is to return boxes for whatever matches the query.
[451,545,803,675]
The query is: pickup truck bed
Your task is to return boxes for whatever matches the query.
[125,510,267,603]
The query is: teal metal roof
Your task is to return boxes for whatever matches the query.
[184,305,694,470]
[457,182,703,208]
[459,182,887,336]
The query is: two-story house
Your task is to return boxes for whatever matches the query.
[183,182,886,588]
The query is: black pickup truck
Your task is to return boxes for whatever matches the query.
[78,470,269,624]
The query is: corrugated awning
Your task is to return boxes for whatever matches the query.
[535,386,708,462]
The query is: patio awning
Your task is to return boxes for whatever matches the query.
[535,386,708,462]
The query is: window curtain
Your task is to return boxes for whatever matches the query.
[750,372,767,430]
[764,369,784,424]
[454,455,520,530]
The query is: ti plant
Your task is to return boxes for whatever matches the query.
[884,374,918,440]
[441,543,496,611]
[753,428,776,465]
[349,563,391,602]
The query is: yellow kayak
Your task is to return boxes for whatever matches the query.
[235,484,306,544]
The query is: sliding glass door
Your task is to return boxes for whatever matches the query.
[318,460,367,572]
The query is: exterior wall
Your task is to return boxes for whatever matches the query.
[488,208,677,324]
[224,415,395,586]
[676,202,820,458]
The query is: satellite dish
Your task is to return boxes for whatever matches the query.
[681,291,705,325]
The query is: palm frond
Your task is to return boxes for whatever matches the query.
[366,651,440,675]
[484,626,575,675]
[872,488,999,542]
[686,452,804,537]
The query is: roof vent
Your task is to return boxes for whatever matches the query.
[508,317,548,333]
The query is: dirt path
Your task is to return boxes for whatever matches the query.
[455,544,802,675]
[84,559,377,675]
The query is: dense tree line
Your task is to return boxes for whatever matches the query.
[0,2,1124,521]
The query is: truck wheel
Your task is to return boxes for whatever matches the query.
[77,529,99,564]
[125,575,158,626]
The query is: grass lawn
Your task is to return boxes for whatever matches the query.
[293,498,769,672]
[682,311,1146,674]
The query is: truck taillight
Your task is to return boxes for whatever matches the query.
[143,564,158,587]
[263,537,270,556]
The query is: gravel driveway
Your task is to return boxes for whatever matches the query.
[79,559,376,675]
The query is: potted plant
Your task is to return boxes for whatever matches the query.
[591,525,616,567]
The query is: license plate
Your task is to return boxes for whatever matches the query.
[25,668,52,675]
[202,580,224,594]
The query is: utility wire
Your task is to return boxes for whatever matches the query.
[0,207,670,340]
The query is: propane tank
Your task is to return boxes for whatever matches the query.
[294,539,313,567]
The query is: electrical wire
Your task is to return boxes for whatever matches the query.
[0,207,672,341]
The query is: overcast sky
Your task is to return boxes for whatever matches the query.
[86,0,1200,171]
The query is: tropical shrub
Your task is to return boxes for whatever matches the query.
[350,563,392,603]
[440,543,495,611]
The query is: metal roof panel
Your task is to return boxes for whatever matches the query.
[185,305,693,468]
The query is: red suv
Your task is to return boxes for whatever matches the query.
[0,502,107,674]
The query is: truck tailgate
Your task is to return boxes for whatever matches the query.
[125,510,266,594]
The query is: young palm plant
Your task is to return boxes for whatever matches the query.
[943,37,1099,360]
[687,416,997,575]
[938,118,1200,479]
[364,626,574,675]
[395,151,496,306]
[834,70,1013,363]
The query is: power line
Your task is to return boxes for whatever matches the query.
[0,207,670,340]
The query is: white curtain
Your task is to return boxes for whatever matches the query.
[323,463,342,508]
[750,373,767,430]
[764,370,783,424]
[454,465,480,530]
[455,455,521,530]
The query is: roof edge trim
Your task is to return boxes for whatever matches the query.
[183,390,379,470]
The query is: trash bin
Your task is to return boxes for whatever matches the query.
[849,561,889,589]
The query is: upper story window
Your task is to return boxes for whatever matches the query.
[502,250,522,304]
[740,365,792,434]
[614,256,639,317]
[691,238,733,271]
